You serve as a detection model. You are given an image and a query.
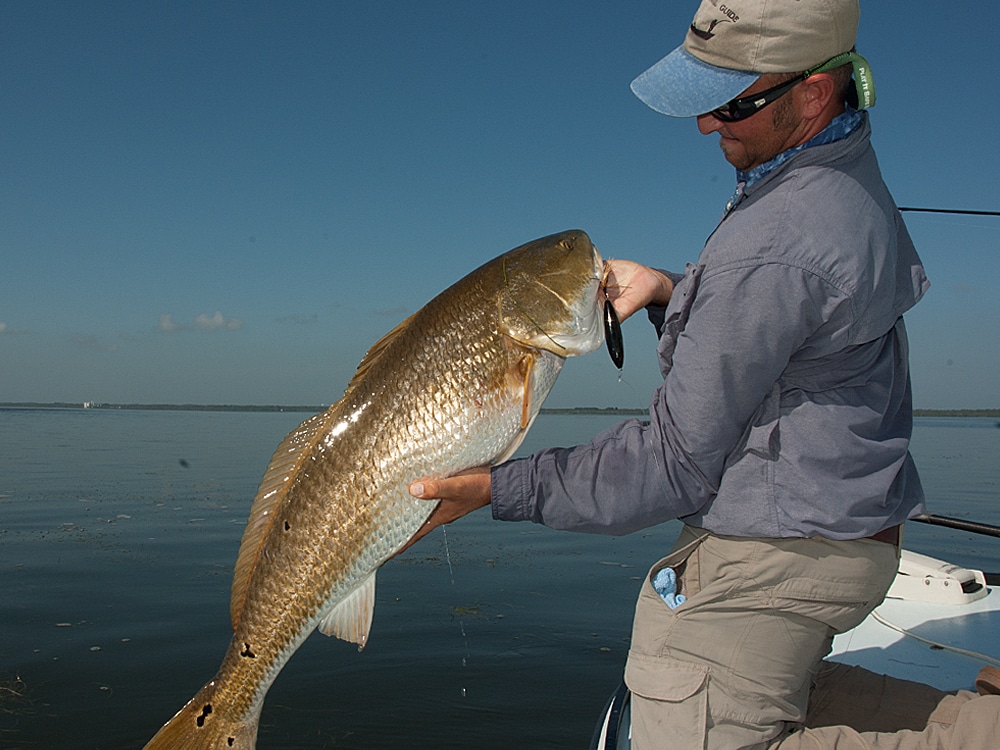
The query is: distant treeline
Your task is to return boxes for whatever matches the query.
[0,402,646,415]
[2,403,998,418]
[913,409,1000,418]
[0,402,323,413]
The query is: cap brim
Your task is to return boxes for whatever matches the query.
[631,46,760,118]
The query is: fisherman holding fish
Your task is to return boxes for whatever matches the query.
[409,1,1000,747]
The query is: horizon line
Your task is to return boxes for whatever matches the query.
[2,402,999,418]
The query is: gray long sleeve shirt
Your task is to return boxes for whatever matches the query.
[491,114,930,540]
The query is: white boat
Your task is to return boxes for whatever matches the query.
[590,514,1000,750]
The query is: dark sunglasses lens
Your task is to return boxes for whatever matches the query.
[710,104,742,122]
[709,75,803,122]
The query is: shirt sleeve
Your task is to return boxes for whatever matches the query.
[645,268,685,334]
[490,260,849,535]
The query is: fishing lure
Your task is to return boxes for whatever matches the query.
[600,261,624,370]
[604,298,624,369]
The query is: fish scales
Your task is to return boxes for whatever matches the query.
[143,230,605,749]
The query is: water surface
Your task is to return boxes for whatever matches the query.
[1,409,997,748]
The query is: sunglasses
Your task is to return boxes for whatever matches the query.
[708,51,875,123]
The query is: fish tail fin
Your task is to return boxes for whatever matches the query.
[143,680,260,750]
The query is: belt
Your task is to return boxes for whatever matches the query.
[865,524,901,546]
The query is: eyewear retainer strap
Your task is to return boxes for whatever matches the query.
[808,51,876,109]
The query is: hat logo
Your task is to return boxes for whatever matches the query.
[689,17,732,40]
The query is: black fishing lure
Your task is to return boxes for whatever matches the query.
[604,299,624,369]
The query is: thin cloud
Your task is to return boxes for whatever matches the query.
[157,313,182,332]
[158,311,244,333]
[195,311,243,331]
[0,322,28,335]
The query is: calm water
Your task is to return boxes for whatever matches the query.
[1,409,998,749]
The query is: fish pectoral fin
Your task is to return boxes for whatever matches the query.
[518,352,535,430]
[489,348,538,467]
[317,571,376,650]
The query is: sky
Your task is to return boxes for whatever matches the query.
[2,1,998,410]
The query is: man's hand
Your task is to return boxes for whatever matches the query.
[603,260,674,321]
[397,467,492,554]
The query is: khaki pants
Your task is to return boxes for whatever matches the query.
[624,525,900,750]
[776,661,1000,748]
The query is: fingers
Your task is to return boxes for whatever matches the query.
[397,469,492,557]
[603,261,673,320]
[408,467,491,504]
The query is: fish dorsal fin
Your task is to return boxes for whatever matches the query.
[229,409,334,629]
[317,570,377,650]
[229,312,417,630]
[343,312,419,395]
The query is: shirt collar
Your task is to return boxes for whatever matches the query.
[737,108,865,189]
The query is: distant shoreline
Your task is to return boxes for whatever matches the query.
[1,402,999,418]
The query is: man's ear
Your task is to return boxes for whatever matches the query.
[797,73,838,119]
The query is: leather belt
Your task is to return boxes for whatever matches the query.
[865,524,901,546]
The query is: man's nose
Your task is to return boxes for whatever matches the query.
[696,112,723,135]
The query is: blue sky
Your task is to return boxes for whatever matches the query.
[2,1,998,409]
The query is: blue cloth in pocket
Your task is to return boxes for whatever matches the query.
[652,566,686,609]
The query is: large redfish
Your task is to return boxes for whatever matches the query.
[143,230,607,748]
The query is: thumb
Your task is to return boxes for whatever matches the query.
[408,479,440,500]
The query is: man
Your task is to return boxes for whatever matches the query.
[408,1,998,747]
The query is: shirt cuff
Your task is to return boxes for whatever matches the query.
[490,460,530,522]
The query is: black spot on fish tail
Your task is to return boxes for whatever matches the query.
[284,520,291,531]
[240,643,256,658]
[196,703,212,727]
[604,299,624,369]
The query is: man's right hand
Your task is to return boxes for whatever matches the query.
[398,467,492,554]
[603,260,674,321]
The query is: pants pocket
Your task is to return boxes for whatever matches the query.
[625,652,709,750]
[629,528,710,659]
[652,526,710,600]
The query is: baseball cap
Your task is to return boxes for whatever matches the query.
[632,0,861,117]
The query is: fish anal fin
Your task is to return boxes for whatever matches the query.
[230,409,336,630]
[317,571,377,651]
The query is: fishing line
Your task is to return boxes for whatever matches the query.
[441,526,471,696]
[870,610,1000,668]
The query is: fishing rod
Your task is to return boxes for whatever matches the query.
[898,207,1000,217]
[896,205,1000,535]
[912,513,1000,539]
[911,515,1000,584]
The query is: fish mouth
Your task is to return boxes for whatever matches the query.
[544,309,604,355]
